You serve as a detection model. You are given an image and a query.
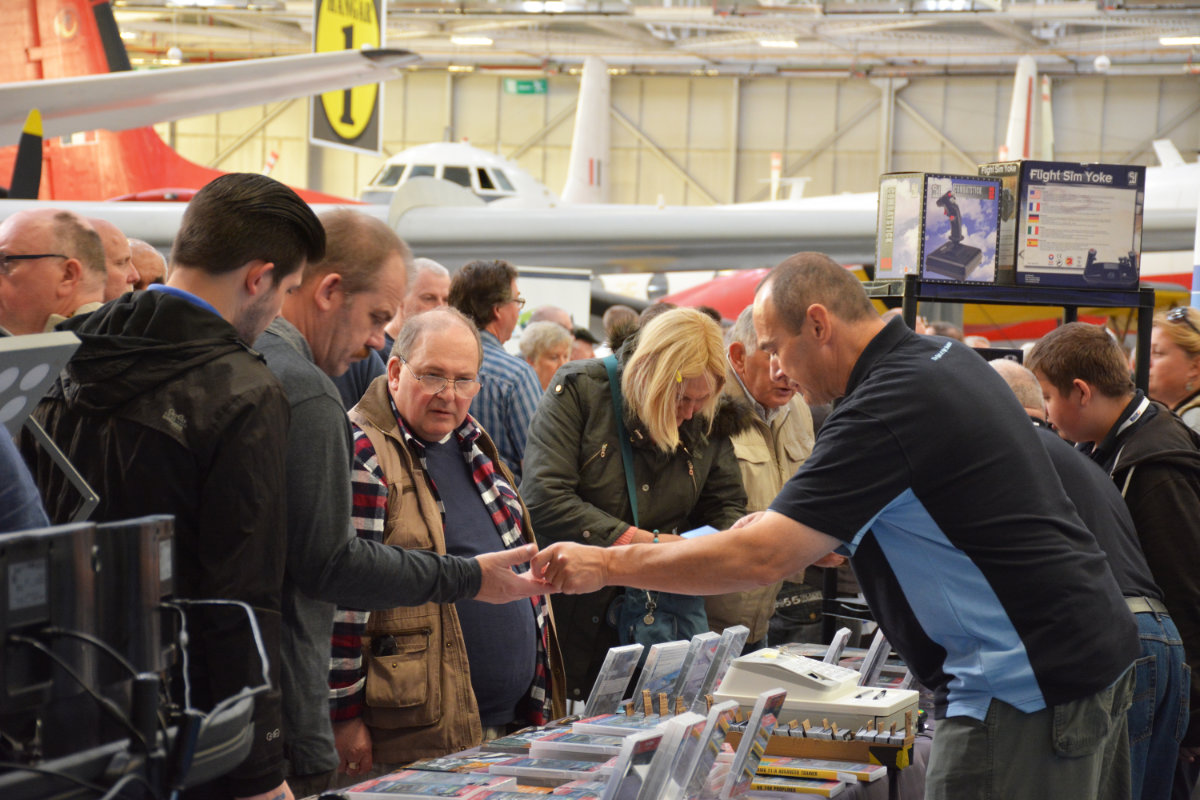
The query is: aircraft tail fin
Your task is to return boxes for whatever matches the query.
[1,0,128,84]
[1154,140,1187,168]
[9,110,43,199]
[999,56,1037,161]
[1039,74,1054,161]
[561,56,611,205]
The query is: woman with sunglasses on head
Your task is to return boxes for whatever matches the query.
[520,307,751,702]
[1149,307,1200,433]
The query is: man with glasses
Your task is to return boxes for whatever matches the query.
[256,210,551,797]
[449,259,542,482]
[329,306,563,779]
[0,208,106,335]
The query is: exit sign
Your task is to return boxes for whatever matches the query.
[504,78,547,95]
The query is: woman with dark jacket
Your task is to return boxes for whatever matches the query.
[520,308,749,701]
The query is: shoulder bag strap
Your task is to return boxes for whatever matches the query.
[603,354,639,529]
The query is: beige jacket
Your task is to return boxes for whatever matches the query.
[349,379,565,764]
[704,371,815,642]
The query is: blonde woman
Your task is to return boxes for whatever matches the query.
[521,308,749,700]
[1150,307,1200,433]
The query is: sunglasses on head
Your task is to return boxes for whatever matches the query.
[1167,307,1200,337]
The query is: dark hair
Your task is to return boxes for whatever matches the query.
[448,259,517,329]
[308,209,411,293]
[762,252,876,334]
[170,173,325,284]
[53,212,105,280]
[638,302,676,327]
[1026,322,1133,400]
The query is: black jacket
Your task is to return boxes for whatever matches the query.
[21,290,291,796]
[1087,394,1200,746]
[521,345,750,699]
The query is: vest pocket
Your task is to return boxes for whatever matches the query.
[363,623,444,729]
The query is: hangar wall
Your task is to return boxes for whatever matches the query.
[160,71,1200,205]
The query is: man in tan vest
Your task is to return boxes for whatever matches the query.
[706,306,814,650]
[331,306,564,781]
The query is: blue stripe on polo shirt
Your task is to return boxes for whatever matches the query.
[845,489,1044,722]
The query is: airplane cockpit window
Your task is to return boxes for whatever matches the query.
[372,165,406,187]
[492,169,515,192]
[477,168,496,191]
[442,166,472,188]
[410,165,436,178]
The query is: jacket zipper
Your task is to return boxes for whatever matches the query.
[581,442,609,471]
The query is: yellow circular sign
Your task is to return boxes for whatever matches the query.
[315,0,381,142]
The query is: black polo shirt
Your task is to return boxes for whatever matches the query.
[769,318,1139,720]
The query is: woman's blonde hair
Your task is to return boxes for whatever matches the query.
[1154,307,1200,358]
[622,307,726,452]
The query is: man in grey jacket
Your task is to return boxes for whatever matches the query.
[256,209,552,797]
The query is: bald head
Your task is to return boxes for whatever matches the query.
[990,358,1046,420]
[530,304,573,331]
[130,239,167,290]
[88,218,138,300]
[0,208,105,334]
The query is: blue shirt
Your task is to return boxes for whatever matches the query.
[470,330,543,484]
[769,319,1138,721]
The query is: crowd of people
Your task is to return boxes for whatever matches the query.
[2,173,1200,800]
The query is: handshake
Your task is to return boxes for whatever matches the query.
[474,541,602,602]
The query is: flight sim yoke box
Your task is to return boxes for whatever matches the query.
[978,160,1145,289]
[875,172,1001,284]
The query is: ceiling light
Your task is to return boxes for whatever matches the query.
[1161,35,1200,46]
[447,64,476,72]
[758,39,798,48]
[451,35,493,46]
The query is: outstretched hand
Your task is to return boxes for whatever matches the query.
[532,542,609,595]
[475,543,557,604]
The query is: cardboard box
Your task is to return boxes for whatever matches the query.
[875,173,1001,283]
[978,160,1145,288]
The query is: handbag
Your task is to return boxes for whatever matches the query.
[601,355,707,649]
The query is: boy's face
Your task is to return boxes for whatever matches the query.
[1035,371,1088,442]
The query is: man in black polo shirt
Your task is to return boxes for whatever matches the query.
[534,252,1139,800]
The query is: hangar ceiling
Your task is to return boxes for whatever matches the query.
[111,0,1200,76]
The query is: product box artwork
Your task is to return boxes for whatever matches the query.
[875,173,1001,284]
[978,160,1145,289]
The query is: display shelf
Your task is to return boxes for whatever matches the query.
[864,275,1155,391]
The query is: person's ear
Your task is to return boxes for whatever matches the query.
[55,258,83,298]
[244,260,276,296]
[1072,378,1093,406]
[808,304,832,342]
[314,272,343,312]
[386,355,403,393]
[728,342,746,372]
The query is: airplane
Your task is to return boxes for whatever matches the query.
[0,21,1194,283]
[0,0,417,203]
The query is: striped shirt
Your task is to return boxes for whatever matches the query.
[470,330,543,484]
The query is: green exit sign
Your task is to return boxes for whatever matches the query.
[503,78,547,95]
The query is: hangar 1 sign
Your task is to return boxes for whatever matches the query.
[311,0,384,154]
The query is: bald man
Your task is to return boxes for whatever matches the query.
[0,208,106,335]
[130,238,167,290]
[87,218,139,300]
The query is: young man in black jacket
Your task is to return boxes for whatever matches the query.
[1029,321,1200,799]
[22,174,325,800]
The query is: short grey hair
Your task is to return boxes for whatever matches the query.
[518,320,572,361]
[408,257,449,286]
[392,305,483,368]
[990,358,1045,413]
[725,306,757,350]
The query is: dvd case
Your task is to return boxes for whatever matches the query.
[720,688,788,800]
[585,644,645,717]
[628,640,690,703]
[692,625,749,712]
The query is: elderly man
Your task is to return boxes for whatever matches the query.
[130,238,167,289]
[449,259,542,482]
[87,218,139,300]
[706,306,814,651]
[529,304,573,332]
[535,252,1140,800]
[0,208,105,335]
[330,306,563,778]
[23,174,326,800]
[256,210,549,797]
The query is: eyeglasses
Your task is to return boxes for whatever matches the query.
[1167,307,1200,337]
[0,253,68,275]
[509,295,527,309]
[400,357,482,398]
